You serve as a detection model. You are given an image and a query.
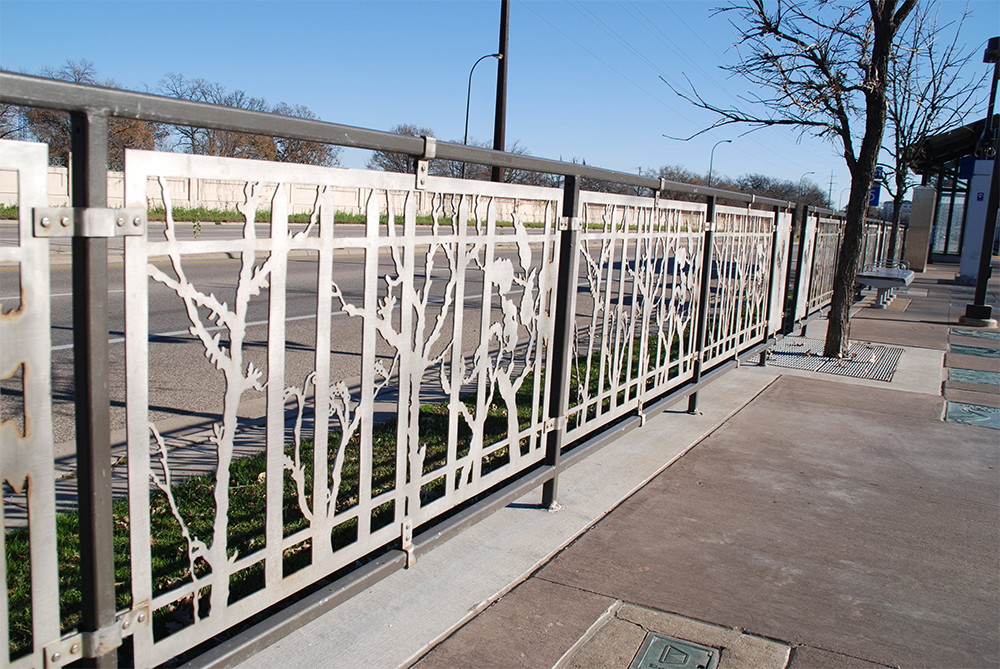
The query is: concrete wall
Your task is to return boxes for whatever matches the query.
[1,166,368,214]
[1,167,554,222]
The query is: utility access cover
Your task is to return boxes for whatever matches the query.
[629,632,719,669]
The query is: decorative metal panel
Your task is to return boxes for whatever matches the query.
[568,193,706,440]
[703,205,776,367]
[794,211,818,322]
[807,217,843,313]
[0,133,800,668]
[0,140,61,667]
[862,222,882,268]
[123,150,561,666]
[768,212,793,333]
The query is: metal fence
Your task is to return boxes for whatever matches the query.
[0,72,902,668]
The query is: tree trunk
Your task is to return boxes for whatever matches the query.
[823,0,915,359]
[825,173,873,357]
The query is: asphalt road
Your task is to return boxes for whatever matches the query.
[2,222,546,449]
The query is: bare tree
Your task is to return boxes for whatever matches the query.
[158,73,276,160]
[22,59,166,169]
[436,138,558,186]
[369,128,557,187]
[271,103,342,167]
[638,164,706,200]
[0,102,26,140]
[159,74,338,166]
[666,0,916,357]
[881,3,983,255]
[366,123,434,174]
[729,173,831,215]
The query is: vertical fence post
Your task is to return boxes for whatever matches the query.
[780,205,800,334]
[541,175,581,509]
[687,196,716,415]
[71,111,119,668]
[759,205,783,365]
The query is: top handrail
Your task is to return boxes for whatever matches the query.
[0,72,796,210]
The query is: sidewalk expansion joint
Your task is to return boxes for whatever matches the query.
[789,643,896,669]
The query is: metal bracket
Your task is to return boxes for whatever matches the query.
[543,416,566,434]
[654,178,666,208]
[415,136,436,191]
[415,161,429,190]
[34,207,146,238]
[43,605,148,667]
[558,217,581,232]
[401,517,415,568]
[118,604,150,639]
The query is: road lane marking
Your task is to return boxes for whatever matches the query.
[48,287,523,351]
[1,289,126,300]
[50,312,344,351]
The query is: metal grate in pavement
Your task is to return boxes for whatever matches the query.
[766,337,827,371]
[767,337,904,382]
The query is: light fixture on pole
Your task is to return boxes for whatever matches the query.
[707,139,731,187]
[463,52,502,179]
[798,171,815,201]
[839,187,851,211]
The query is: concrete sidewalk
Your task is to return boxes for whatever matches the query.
[231,262,999,669]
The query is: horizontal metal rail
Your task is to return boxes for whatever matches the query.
[0,72,794,209]
[1,67,827,668]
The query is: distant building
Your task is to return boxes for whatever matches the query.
[880,199,911,222]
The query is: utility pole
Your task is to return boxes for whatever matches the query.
[828,170,835,207]
[491,0,509,183]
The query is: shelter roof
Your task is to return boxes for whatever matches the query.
[908,115,997,175]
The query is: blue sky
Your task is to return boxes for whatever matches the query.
[2,0,997,206]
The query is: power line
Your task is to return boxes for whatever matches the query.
[516,0,700,125]
[635,1,838,169]
[573,0,834,173]
[567,0,681,88]
[660,1,728,63]
[517,1,841,177]
[619,0,723,92]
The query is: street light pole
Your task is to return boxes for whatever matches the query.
[463,53,502,179]
[798,171,815,201]
[491,0,510,183]
[707,139,731,187]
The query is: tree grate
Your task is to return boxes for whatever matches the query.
[767,337,903,382]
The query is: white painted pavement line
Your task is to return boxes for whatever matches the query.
[50,311,345,351]
[48,292,513,351]
[0,288,126,300]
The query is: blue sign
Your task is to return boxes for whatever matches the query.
[869,167,883,206]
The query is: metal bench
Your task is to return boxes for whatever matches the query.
[856,261,914,308]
